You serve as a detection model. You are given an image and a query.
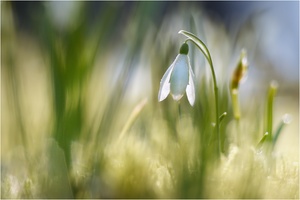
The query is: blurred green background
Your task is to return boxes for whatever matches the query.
[1,1,299,198]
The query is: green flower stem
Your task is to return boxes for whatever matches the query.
[179,30,221,155]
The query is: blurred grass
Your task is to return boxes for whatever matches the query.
[1,1,299,199]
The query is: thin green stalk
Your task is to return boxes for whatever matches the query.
[230,49,248,146]
[265,81,278,138]
[273,114,291,147]
[231,90,241,146]
[231,89,241,120]
[219,112,227,124]
[236,119,241,147]
[214,82,220,154]
[179,30,220,155]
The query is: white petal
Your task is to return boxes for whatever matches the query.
[171,93,184,101]
[186,59,196,106]
[170,54,189,100]
[158,62,174,101]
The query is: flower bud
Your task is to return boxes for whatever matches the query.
[230,49,248,120]
[231,49,248,90]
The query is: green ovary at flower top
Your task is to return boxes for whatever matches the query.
[158,43,196,106]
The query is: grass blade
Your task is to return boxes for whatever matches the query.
[273,114,292,146]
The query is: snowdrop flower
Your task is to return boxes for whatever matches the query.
[158,43,196,106]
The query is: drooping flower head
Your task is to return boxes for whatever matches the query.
[158,43,195,106]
